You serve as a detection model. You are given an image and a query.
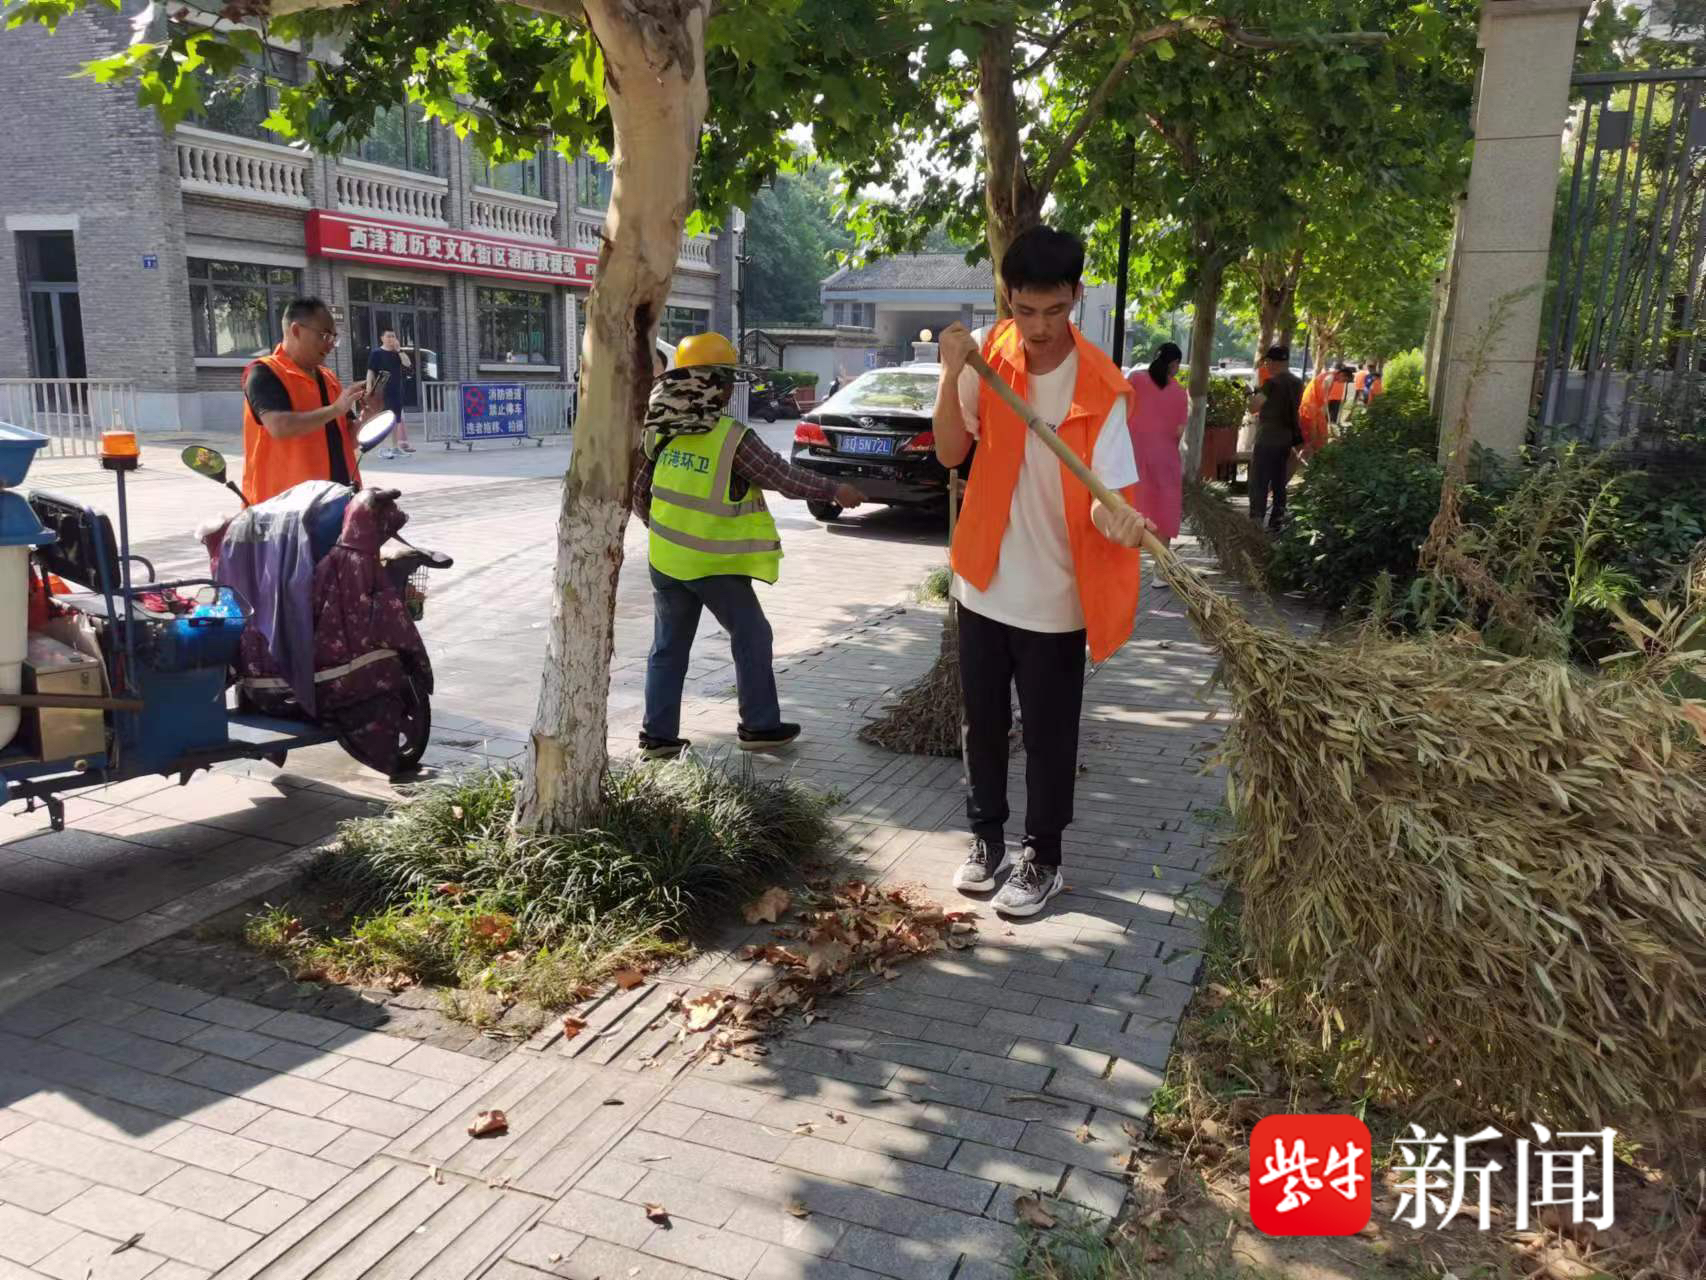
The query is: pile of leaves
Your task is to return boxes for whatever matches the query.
[1181,477,1269,592]
[642,879,979,1067]
[1142,530,1706,1128]
[859,607,964,757]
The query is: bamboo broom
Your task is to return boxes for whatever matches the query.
[967,350,1706,1127]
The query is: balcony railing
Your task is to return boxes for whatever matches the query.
[677,233,716,272]
[334,159,449,227]
[468,186,558,244]
[175,126,310,209]
[570,206,715,272]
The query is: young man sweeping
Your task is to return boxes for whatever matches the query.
[933,226,1154,918]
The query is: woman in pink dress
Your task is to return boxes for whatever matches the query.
[1126,342,1187,544]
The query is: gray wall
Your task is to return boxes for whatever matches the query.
[0,3,197,417]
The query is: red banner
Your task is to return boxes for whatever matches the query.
[306,210,597,287]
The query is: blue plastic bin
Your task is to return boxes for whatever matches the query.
[140,588,247,673]
[0,424,49,488]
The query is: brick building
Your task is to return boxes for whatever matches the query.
[0,5,739,436]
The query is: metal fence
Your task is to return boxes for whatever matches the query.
[0,379,138,457]
[418,380,754,447]
[1538,68,1706,444]
[419,380,576,447]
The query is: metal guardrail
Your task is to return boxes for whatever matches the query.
[0,380,137,457]
[418,378,755,449]
[419,380,576,447]
[1538,68,1706,444]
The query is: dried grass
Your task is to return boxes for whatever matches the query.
[1182,477,1270,591]
[1145,534,1706,1127]
[858,604,964,758]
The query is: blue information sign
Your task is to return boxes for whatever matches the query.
[460,383,528,442]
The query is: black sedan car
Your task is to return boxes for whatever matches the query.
[788,364,967,521]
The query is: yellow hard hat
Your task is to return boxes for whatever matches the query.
[675,332,739,369]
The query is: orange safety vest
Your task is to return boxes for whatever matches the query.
[241,347,362,506]
[950,320,1141,663]
[1327,374,1347,403]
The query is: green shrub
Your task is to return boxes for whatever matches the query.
[1344,381,1438,453]
[1268,434,1454,610]
[1204,376,1246,430]
[1381,347,1424,397]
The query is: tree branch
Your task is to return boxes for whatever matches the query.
[1032,17,1388,201]
[1018,16,1088,77]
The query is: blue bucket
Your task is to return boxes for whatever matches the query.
[0,423,49,489]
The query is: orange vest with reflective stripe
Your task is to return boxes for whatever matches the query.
[241,347,362,505]
[950,320,1141,663]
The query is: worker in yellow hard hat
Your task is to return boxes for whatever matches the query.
[632,331,866,759]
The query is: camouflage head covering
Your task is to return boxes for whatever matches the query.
[644,365,733,440]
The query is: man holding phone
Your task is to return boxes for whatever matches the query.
[242,297,371,505]
[364,329,415,459]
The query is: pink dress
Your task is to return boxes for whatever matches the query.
[1126,373,1187,541]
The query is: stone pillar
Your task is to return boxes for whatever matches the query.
[1435,0,1589,458]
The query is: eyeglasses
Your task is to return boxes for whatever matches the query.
[302,326,341,347]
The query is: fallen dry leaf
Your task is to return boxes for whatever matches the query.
[684,993,727,1032]
[613,969,646,991]
[1121,1120,1143,1141]
[786,1200,811,1219]
[430,1164,443,1184]
[1143,1242,1170,1264]
[562,1015,588,1040]
[793,1122,815,1136]
[112,1233,144,1255]
[602,1098,625,1107]
[744,886,792,925]
[470,914,515,947]
[435,882,464,897]
[829,1112,848,1125]
[644,1203,671,1225]
[805,940,853,979]
[467,1109,508,1138]
[1015,1195,1057,1230]
[1074,1125,1094,1145]
[548,1253,563,1264]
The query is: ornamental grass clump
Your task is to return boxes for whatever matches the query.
[1145,535,1706,1127]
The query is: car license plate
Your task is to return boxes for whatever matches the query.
[839,434,894,456]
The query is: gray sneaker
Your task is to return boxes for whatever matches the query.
[952,835,1011,893]
[992,853,1064,917]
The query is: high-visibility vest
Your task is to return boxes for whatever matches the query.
[646,416,783,584]
[950,320,1140,663]
[241,347,362,506]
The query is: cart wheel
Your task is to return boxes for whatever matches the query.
[47,798,65,833]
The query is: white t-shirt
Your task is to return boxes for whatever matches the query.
[950,339,1139,633]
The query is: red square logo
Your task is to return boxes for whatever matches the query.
[1249,1114,1373,1236]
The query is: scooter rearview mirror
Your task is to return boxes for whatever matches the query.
[182,445,229,483]
[357,410,397,453]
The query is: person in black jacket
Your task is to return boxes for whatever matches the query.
[1246,345,1303,530]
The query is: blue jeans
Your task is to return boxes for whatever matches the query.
[643,564,781,740]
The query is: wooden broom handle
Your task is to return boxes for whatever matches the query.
[963,350,1171,561]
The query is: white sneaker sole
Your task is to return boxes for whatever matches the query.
[953,850,1012,893]
[994,870,1065,917]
